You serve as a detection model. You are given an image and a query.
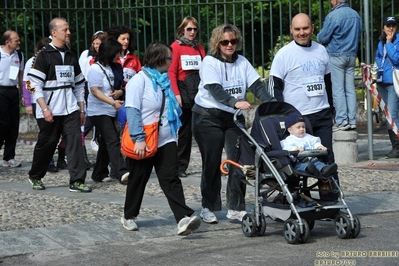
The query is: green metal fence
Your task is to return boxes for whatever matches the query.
[1,0,398,76]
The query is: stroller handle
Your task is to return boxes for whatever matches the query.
[233,109,246,129]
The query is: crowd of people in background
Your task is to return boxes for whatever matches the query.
[1,4,398,235]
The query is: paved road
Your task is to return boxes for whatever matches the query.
[0,129,399,265]
[1,211,399,266]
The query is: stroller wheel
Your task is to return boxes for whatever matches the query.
[308,220,315,231]
[241,213,256,237]
[298,219,310,243]
[351,215,361,238]
[334,213,352,239]
[256,215,267,236]
[283,218,300,244]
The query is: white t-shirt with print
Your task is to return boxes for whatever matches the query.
[270,41,331,115]
[125,71,176,148]
[195,55,260,114]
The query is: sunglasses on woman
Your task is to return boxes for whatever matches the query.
[219,39,238,46]
[185,27,198,32]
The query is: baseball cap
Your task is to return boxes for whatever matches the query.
[383,16,397,26]
[284,114,305,129]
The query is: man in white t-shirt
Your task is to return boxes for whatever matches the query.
[0,30,24,168]
[269,13,339,186]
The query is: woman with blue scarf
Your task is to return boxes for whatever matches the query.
[122,42,201,236]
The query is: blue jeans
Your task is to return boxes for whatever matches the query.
[329,55,357,125]
[295,158,326,172]
[378,83,399,130]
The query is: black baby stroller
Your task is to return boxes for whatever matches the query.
[221,102,360,244]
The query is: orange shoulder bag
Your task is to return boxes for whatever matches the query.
[121,90,165,160]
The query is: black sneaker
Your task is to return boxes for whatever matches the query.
[57,160,68,170]
[69,181,92,192]
[29,178,46,190]
[320,163,338,177]
[47,164,59,173]
[178,170,188,178]
[305,162,321,177]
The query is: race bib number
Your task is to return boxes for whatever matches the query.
[55,65,74,83]
[9,66,19,80]
[123,68,137,82]
[303,76,325,97]
[181,55,201,71]
[226,87,243,95]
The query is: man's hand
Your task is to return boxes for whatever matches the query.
[80,112,86,126]
[43,109,54,123]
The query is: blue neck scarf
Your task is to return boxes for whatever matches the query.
[142,66,182,135]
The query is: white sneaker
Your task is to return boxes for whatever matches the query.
[102,176,113,182]
[226,209,247,221]
[200,208,218,224]
[121,172,129,183]
[177,216,201,236]
[332,120,350,132]
[3,159,21,168]
[121,217,138,231]
[90,139,99,152]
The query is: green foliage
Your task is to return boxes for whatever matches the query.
[1,0,398,69]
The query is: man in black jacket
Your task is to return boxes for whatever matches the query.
[27,17,91,192]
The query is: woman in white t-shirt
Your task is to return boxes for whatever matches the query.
[79,31,108,152]
[122,42,200,235]
[192,24,275,224]
[86,37,128,183]
[79,31,108,78]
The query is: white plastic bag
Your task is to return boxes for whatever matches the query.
[393,68,399,97]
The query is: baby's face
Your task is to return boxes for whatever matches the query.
[288,122,306,138]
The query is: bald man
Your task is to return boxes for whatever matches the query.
[0,30,24,168]
[269,13,339,191]
[27,18,91,192]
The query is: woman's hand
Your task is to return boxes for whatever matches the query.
[112,100,124,111]
[176,95,182,107]
[234,101,251,110]
[134,141,148,159]
[109,90,124,99]
[386,32,394,43]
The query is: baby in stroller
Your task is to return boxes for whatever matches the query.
[280,114,337,178]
